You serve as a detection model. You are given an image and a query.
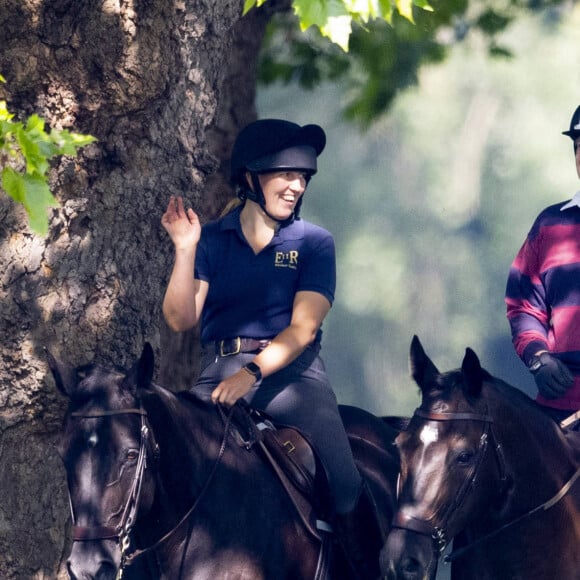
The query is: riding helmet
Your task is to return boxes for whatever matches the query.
[230,119,326,185]
[562,104,580,141]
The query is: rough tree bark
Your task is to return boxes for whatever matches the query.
[0,0,288,577]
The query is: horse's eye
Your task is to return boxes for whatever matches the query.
[126,449,139,462]
[456,451,474,466]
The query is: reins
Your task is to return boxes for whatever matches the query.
[445,463,580,563]
[68,402,237,579]
[122,403,236,569]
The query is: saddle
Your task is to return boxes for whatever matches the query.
[250,409,332,541]
[229,402,398,547]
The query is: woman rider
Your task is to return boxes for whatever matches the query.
[161,119,378,579]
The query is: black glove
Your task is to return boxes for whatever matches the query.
[530,352,574,399]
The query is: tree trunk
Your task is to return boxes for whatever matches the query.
[0,0,279,576]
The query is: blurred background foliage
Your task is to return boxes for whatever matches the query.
[257,5,580,416]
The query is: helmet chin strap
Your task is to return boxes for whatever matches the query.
[239,172,300,225]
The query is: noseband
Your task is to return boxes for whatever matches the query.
[393,408,507,556]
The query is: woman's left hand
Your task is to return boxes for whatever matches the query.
[211,369,256,406]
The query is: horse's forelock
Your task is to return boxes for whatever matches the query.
[68,364,135,409]
[421,369,485,413]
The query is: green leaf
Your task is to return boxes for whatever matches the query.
[321,15,353,51]
[50,129,97,156]
[396,0,414,22]
[242,0,270,15]
[2,166,25,203]
[0,100,15,122]
[16,124,50,175]
[1,80,95,234]
[242,0,257,15]
[1,168,59,234]
[21,173,58,235]
[293,0,329,30]
[378,0,394,22]
[413,0,432,11]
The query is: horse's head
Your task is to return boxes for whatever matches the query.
[49,343,158,580]
[382,336,507,580]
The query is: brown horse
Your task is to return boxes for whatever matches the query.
[382,336,580,580]
[49,343,400,580]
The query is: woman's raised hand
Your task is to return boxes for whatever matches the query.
[161,196,201,250]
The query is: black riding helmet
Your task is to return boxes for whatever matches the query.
[230,119,326,222]
[562,104,580,151]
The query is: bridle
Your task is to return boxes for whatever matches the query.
[68,405,158,578]
[394,407,580,564]
[67,402,237,579]
[392,408,507,557]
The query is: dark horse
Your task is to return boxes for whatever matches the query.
[49,343,400,580]
[382,336,580,580]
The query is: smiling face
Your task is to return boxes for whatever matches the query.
[256,170,309,221]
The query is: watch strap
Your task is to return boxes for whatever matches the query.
[242,362,262,383]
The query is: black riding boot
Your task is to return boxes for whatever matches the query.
[334,482,381,580]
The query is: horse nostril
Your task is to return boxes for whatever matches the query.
[96,561,117,580]
[67,559,117,580]
[96,562,117,580]
[401,556,422,576]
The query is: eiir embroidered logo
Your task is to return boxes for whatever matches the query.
[275,251,298,269]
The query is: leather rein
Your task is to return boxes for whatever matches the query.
[394,408,580,564]
[68,403,235,579]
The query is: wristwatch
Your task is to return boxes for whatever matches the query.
[242,362,262,383]
[528,355,544,374]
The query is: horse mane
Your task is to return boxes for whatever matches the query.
[435,364,562,434]
[481,369,568,440]
[141,384,258,452]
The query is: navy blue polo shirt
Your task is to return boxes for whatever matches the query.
[195,206,336,344]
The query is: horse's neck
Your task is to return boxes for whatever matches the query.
[146,389,215,488]
[138,390,217,537]
[489,385,578,504]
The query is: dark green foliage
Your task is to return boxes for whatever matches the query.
[258,0,566,125]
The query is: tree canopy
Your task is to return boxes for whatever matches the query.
[257,6,580,414]
[245,0,432,50]
[258,0,570,124]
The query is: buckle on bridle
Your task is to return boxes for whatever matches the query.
[219,337,241,357]
[432,527,447,554]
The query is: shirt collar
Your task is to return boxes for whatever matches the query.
[220,205,304,242]
[560,191,580,211]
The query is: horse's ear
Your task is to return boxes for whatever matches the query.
[409,335,440,393]
[461,347,483,397]
[45,348,76,397]
[124,343,155,394]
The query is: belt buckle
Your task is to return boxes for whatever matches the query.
[219,337,241,357]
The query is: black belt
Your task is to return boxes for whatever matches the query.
[210,337,271,357]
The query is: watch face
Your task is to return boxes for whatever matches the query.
[245,362,261,376]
